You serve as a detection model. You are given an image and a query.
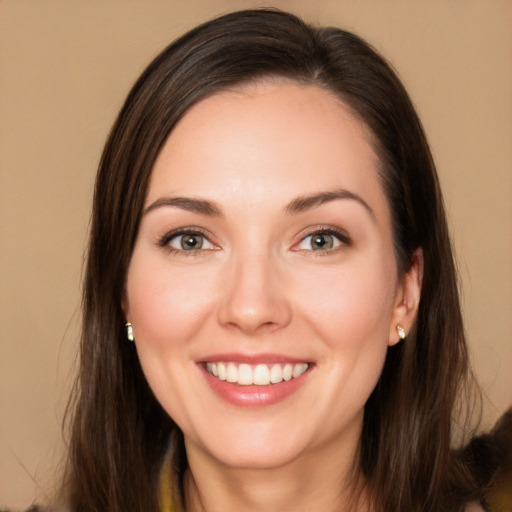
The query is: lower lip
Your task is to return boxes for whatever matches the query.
[200,365,312,407]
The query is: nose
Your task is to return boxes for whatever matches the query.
[217,251,292,335]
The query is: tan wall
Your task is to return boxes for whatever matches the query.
[1,0,510,508]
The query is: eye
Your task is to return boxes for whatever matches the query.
[296,229,349,251]
[163,230,215,252]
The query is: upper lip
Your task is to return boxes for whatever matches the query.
[197,353,311,365]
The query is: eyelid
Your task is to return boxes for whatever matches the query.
[156,225,351,254]
[291,226,352,252]
[157,227,218,252]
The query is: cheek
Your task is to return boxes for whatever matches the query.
[125,255,220,352]
[124,257,221,420]
[297,255,397,349]
[296,259,395,425]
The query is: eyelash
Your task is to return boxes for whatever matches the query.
[157,226,352,255]
[294,227,352,254]
[158,228,215,256]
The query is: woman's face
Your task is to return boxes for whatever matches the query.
[123,81,420,470]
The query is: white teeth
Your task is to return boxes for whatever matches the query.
[253,364,270,385]
[205,361,309,386]
[238,364,253,385]
[269,364,283,384]
[293,363,308,378]
[226,362,237,383]
[217,362,226,380]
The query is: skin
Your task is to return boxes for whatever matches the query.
[123,81,422,512]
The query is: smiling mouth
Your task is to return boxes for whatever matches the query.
[205,362,309,386]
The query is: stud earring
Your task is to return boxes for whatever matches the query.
[126,322,134,342]
[396,324,406,340]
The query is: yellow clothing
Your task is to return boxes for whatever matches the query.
[159,454,181,512]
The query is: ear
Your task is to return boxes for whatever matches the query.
[388,248,423,346]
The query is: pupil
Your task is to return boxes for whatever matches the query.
[312,234,332,250]
[182,234,201,250]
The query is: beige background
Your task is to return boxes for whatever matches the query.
[1,0,511,508]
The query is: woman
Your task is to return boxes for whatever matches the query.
[58,9,506,512]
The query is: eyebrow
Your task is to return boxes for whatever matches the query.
[285,188,375,220]
[143,197,222,216]
[143,188,375,219]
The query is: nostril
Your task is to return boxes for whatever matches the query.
[217,259,293,333]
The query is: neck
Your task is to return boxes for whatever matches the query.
[183,434,370,512]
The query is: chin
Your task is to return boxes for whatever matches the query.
[187,423,311,470]
[209,442,303,470]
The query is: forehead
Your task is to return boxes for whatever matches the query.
[147,81,387,219]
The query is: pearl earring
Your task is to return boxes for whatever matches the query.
[126,322,134,342]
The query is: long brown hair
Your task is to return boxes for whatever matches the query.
[65,9,480,511]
